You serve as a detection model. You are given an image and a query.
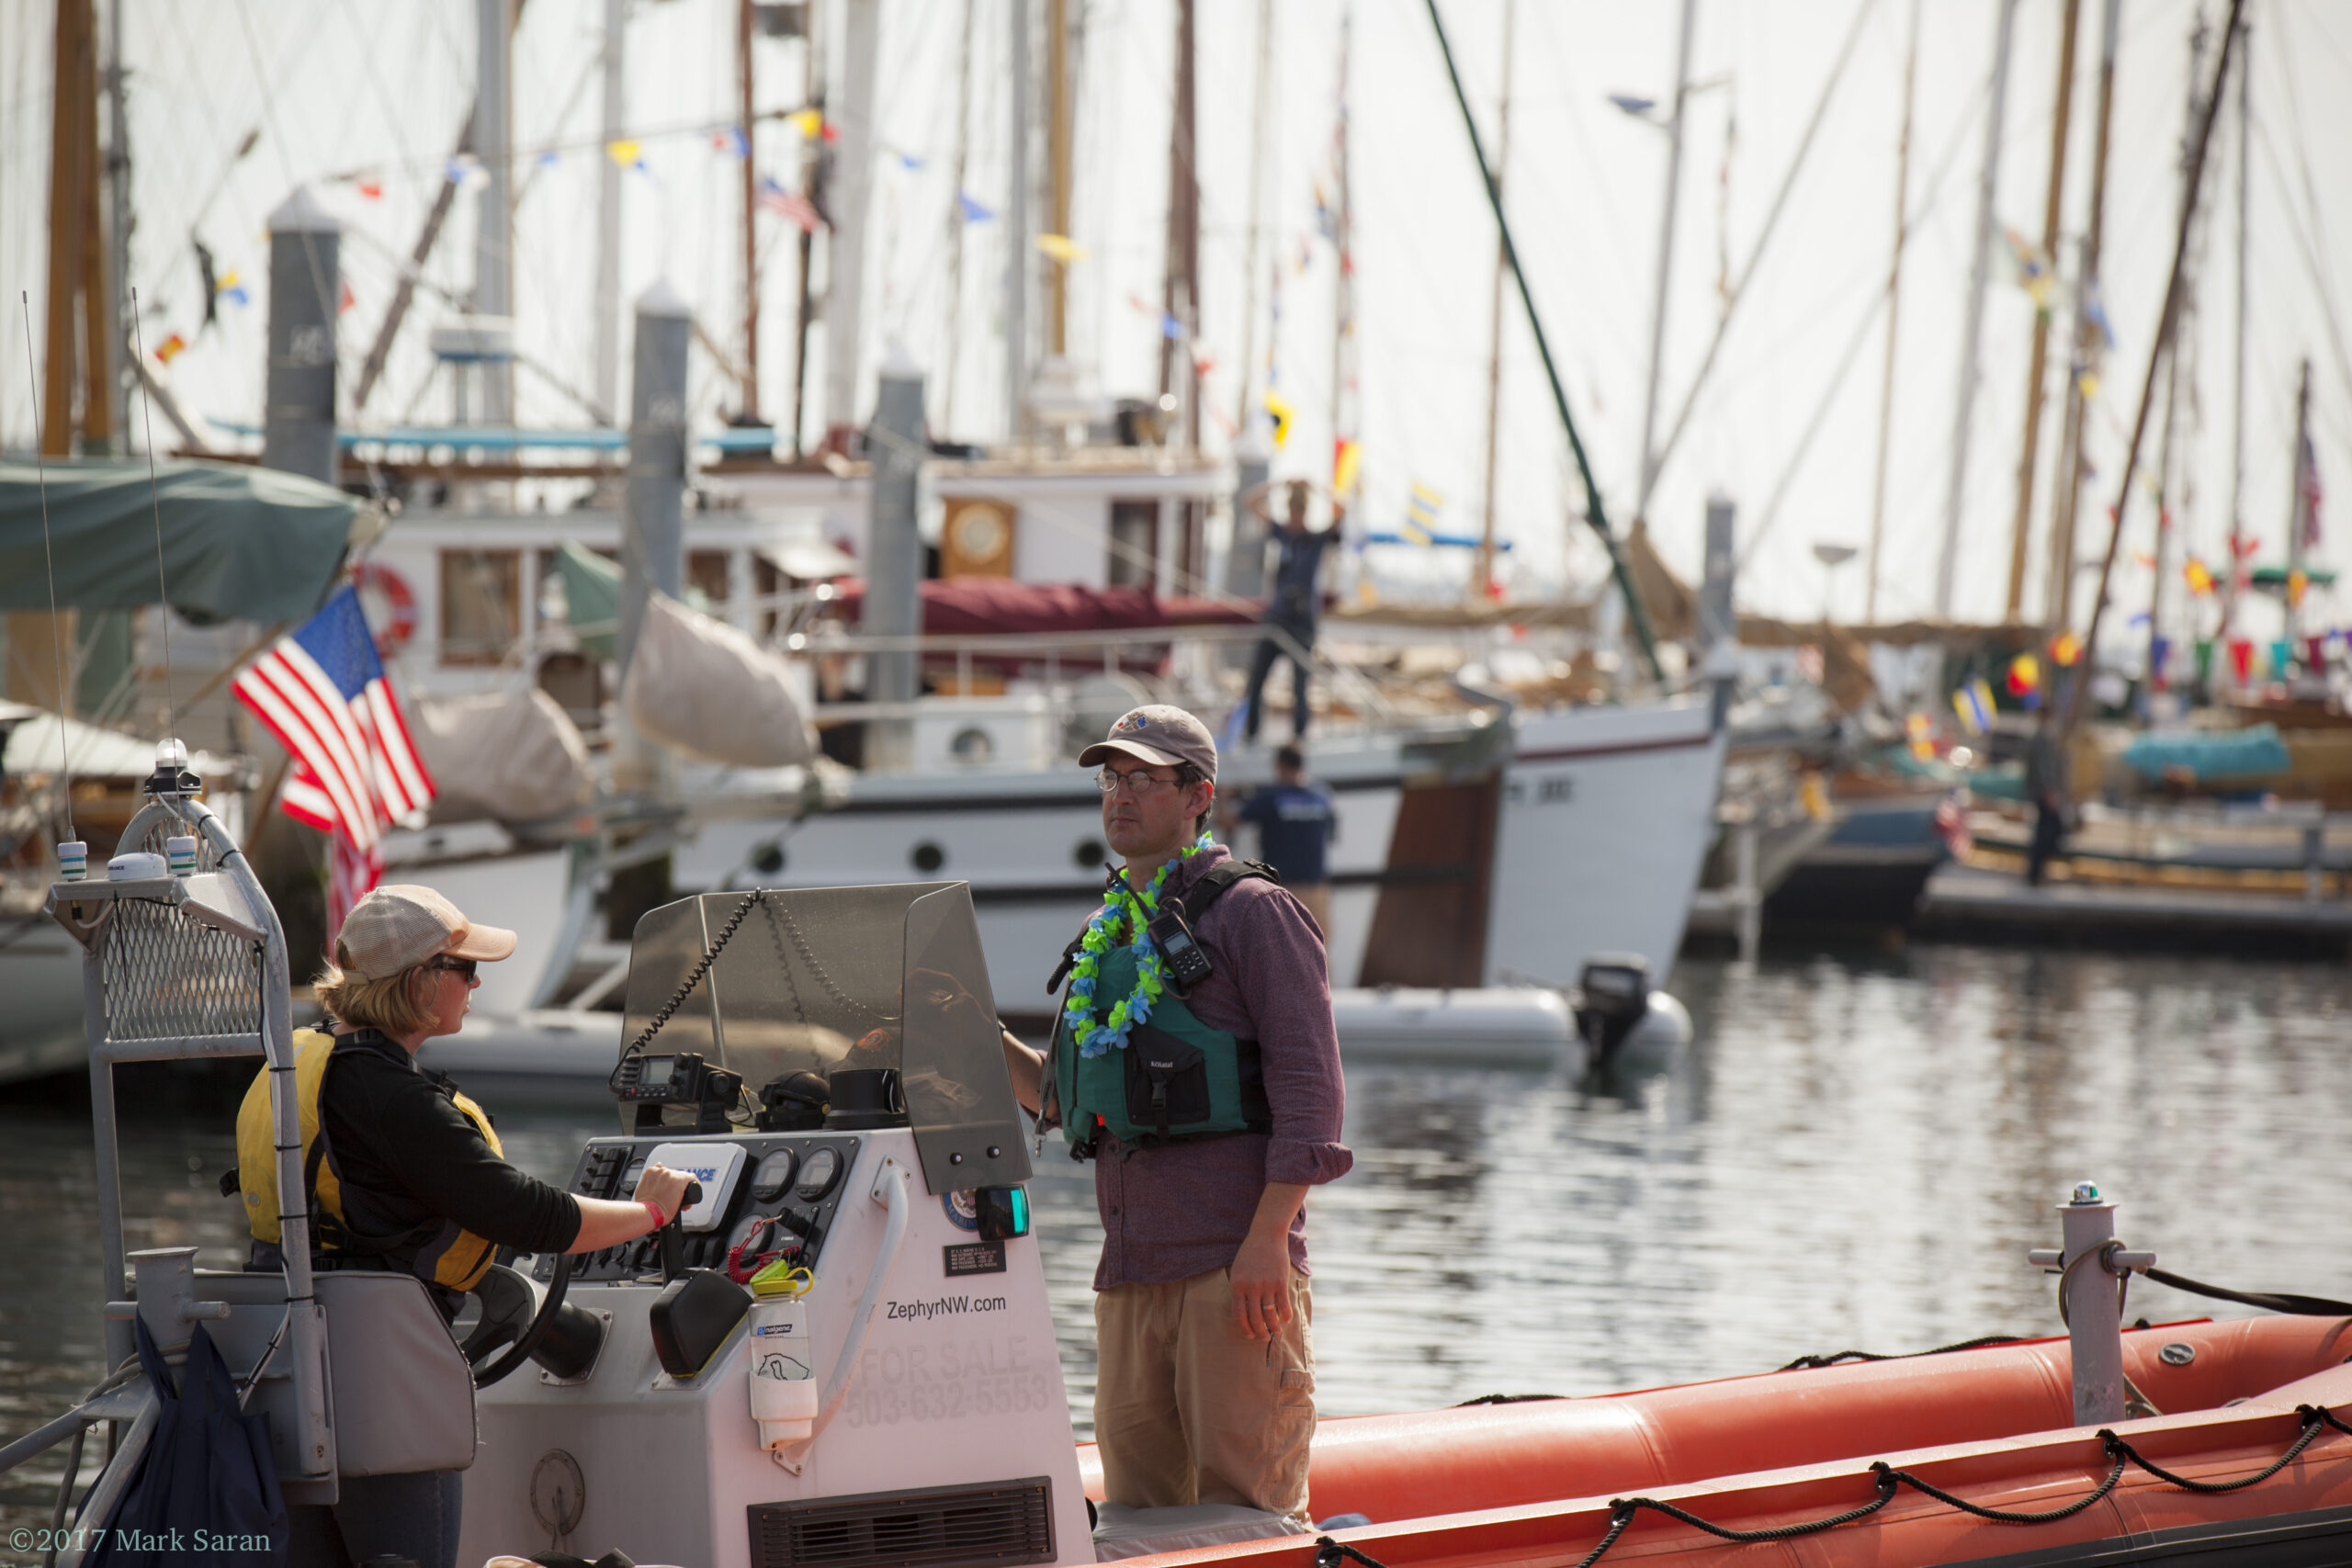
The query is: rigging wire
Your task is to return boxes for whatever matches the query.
[127,288,175,739]
[17,293,77,845]
[1734,62,1993,580]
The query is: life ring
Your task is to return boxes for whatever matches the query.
[351,561,418,656]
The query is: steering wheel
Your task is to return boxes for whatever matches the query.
[466,1255,574,1388]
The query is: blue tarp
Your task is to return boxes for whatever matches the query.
[2120,723,2293,783]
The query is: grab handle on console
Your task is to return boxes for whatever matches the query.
[773,1157,912,1472]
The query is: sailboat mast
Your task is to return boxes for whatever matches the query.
[942,0,978,435]
[1233,0,1274,438]
[2222,17,2250,654]
[2048,0,2121,633]
[1863,0,1922,625]
[2005,0,2082,621]
[1476,0,1519,601]
[475,0,514,425]
[2147,15,2212,694]
[20,0,105,714]
[1328,9,1355,504]
[103,0,129,448]
[2287,358,2312,649]
[2060,0,2243,739]
[1933,0,2020,620]
[1004,0,1030,440]
[593,0,625,425]
[738,0,762,424]
[1046,0,1071,357]
[1633,0,1698,522]
[1159,0,1200,451]
[788,0,822,457]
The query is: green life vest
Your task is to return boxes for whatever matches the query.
[1043,862,1276,1156]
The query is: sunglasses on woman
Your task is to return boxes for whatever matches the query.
[427,955,479,981]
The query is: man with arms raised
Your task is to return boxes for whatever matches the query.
[1001,705,1349,1529]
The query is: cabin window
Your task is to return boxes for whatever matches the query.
[1108,501,1158,590]
[439,548,522,665]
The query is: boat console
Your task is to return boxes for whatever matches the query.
[458,882,1091,1568]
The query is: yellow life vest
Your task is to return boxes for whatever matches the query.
[236,1027,508,1292]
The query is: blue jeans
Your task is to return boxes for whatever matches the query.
[1243,622,1315,740]
[288,1470,461,1568]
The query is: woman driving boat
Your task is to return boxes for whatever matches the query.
[235,885,692,1568]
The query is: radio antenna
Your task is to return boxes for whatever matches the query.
[18,291,75,844]
[128,288,174,739]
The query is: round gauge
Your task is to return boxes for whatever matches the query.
[729,1214,773,1258]
[751,1149,797,1202]
[795,1147,842,1201]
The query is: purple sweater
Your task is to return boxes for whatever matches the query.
[1083,844,1352,1289]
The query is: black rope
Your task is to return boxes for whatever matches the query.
[1875,1446,2126,1524]
[616,888,765,1062]
[2141,1267,2352,1318]
[1317,1404,2352,1568]
[2104,1413,2325,1493]
[1453,1393,1566,1406]
[1607,1476,1897,1543]
[2310,1404,2352,1440]
[1779,1334,2029,1371]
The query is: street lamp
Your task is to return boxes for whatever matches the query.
[1812,540,1859,626]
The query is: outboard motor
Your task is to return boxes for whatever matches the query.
[1572,953,1653,1066]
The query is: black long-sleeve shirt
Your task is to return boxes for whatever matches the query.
[317,1030,581,1268]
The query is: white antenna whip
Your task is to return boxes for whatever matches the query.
[18,291,76,847]
[128,287,174,739]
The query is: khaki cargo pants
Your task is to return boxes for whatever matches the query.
[1093,1266,1316,1524]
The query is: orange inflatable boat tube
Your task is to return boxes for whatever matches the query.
[1080,1314,2352,1566]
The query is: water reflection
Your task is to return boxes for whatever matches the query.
[5,942,2350,1517]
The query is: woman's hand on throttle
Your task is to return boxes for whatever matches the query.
[634,1160,695,1224]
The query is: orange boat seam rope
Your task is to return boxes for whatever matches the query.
[1312,1404,2348,1568]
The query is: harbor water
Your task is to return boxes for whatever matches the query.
[5,942,2350,1525]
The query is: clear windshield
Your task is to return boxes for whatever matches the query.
[618,882,1031,1194]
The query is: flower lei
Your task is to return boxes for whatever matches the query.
[1063,832,1216,1058]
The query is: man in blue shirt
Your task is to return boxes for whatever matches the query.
[1239,481,1340,742]
[1230,744,1337,945]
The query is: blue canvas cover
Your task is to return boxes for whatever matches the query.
[86,1317,287,1566]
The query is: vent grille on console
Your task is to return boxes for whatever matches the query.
[749,1478,1055,1568]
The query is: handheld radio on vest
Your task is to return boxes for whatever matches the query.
[1145,908,1213,996]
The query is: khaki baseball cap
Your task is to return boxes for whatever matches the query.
[1078,705,1218,783]
[337,884,517,980]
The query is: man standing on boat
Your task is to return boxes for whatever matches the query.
[1000,705,1349,1529]
[1224,743,1338,946]
[1239,480,1342,744]
[2024,705,2068,886]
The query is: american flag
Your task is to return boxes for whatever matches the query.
[757,175,823,232]
[232,586,435,942]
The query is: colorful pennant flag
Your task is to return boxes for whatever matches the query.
[716,126,750,157]
[605,139,642,166]
[2050,630,2083,668]
[1263,387,1295,449]
[2184,557,2216,597]
[2006,652,2041,697]
[1951,678,1995,736]
[356,177,383,200]
[1034,233,1088,264]
[956,191,995,223]
[152,332,187,365]
[1331,436,1360,497]
[1905,711,1935,762]
[1404,483,1444,546]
